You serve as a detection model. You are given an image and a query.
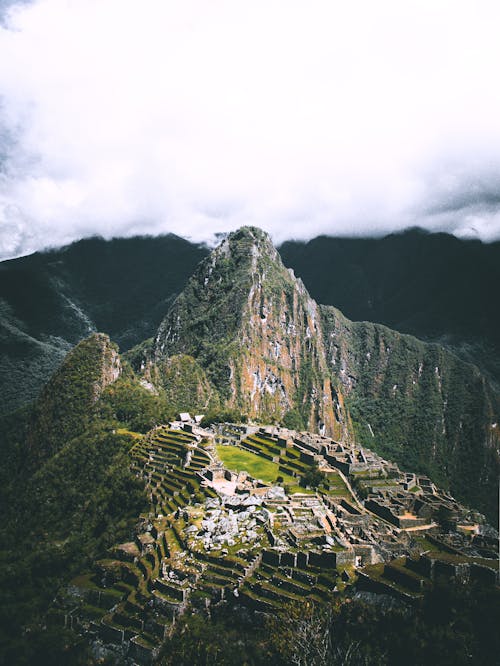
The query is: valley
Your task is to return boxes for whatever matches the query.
[1,226,499,664]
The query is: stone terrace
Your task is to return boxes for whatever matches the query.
[55,421,499,663]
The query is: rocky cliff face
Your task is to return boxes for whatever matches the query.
[279,229,500,386]
[149,227,499,519]
[151,227,352,439]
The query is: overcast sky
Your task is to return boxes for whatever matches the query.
[1,0,500,259]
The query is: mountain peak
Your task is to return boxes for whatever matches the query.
[212,226,278,264]
[146,229,500,521]
[27,333,121,464]
[150,230,352,440]
[228,225,271,241]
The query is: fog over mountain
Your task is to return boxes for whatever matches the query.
[1,1,500,259]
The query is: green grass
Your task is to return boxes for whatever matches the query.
[323,471,351,497]
[412,535,443,552]
[216,445,296,486]
[70,573,100,590]
[117,427,144,439]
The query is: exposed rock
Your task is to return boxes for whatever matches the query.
[148,227,499,520]
[150,227,353,441]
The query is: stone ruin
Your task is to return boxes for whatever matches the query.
[53,420,499,665]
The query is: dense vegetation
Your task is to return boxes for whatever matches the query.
[279,228,500,385]
[152,228,262,400]
[1,228,499,663]
[0,234,208,414]
[153,354,220,416]
[281,408,306,431]
[0,424,147,663]
[200,408,248,426]
[26,333,120,464]
[321,307,500,522]
[3,228,500,416]
[0,336,167,664]
[100,374,173,432]
[158,581,500,666]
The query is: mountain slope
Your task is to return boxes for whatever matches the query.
[2,227,500,416]
[149,227,499,519]
[150,227,353,440]
[26,333,121,465]
[321,306,500,518]
[0,334,163,663]
[279,228,500,385]
[0,234,208,414]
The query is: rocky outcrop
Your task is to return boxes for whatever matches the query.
[151,227,353,439]
[27,333,121,464]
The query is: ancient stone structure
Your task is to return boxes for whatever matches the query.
[56,420,499,664]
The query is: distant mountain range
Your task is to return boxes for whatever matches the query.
[1,226,498,661]
[1,227,499,416]
[2,226,497,518]
[279,228,500,385]
[0,234,207,414]
[138,227,499,521]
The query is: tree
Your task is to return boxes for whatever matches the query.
[302,468,326,489]
[267,601,363,666]
[436,505,456,533]
[282,409,305,431]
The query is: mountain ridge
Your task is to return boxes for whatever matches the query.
[145,227,499,520]
[1,229,499,662]
[0,234,208,413]
[26,332,122,466]
[279,229,500,386]
[2,228,500,415]
[1,227,498,518]
[149,227,353,441]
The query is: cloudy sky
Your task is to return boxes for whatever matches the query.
[1,0,500,259]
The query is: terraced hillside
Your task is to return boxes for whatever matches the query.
[55,422,499,664]
[131,427,216,514]
[55,428,218,662]
[57,426,353,661]
[146,227,500,522]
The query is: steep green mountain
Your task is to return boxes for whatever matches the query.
[1,227,499,518]
[0,333,171,663]
[321,306,500,519]
[148,227,499,519]
[0,238,499,662]
[2,227,500,417]
[149,227,353,441]
[151,353,221,415]
[279,228,500,385]
[26,333,121,465]
[0,234,208,414]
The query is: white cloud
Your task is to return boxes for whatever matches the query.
[1,0,500,258]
